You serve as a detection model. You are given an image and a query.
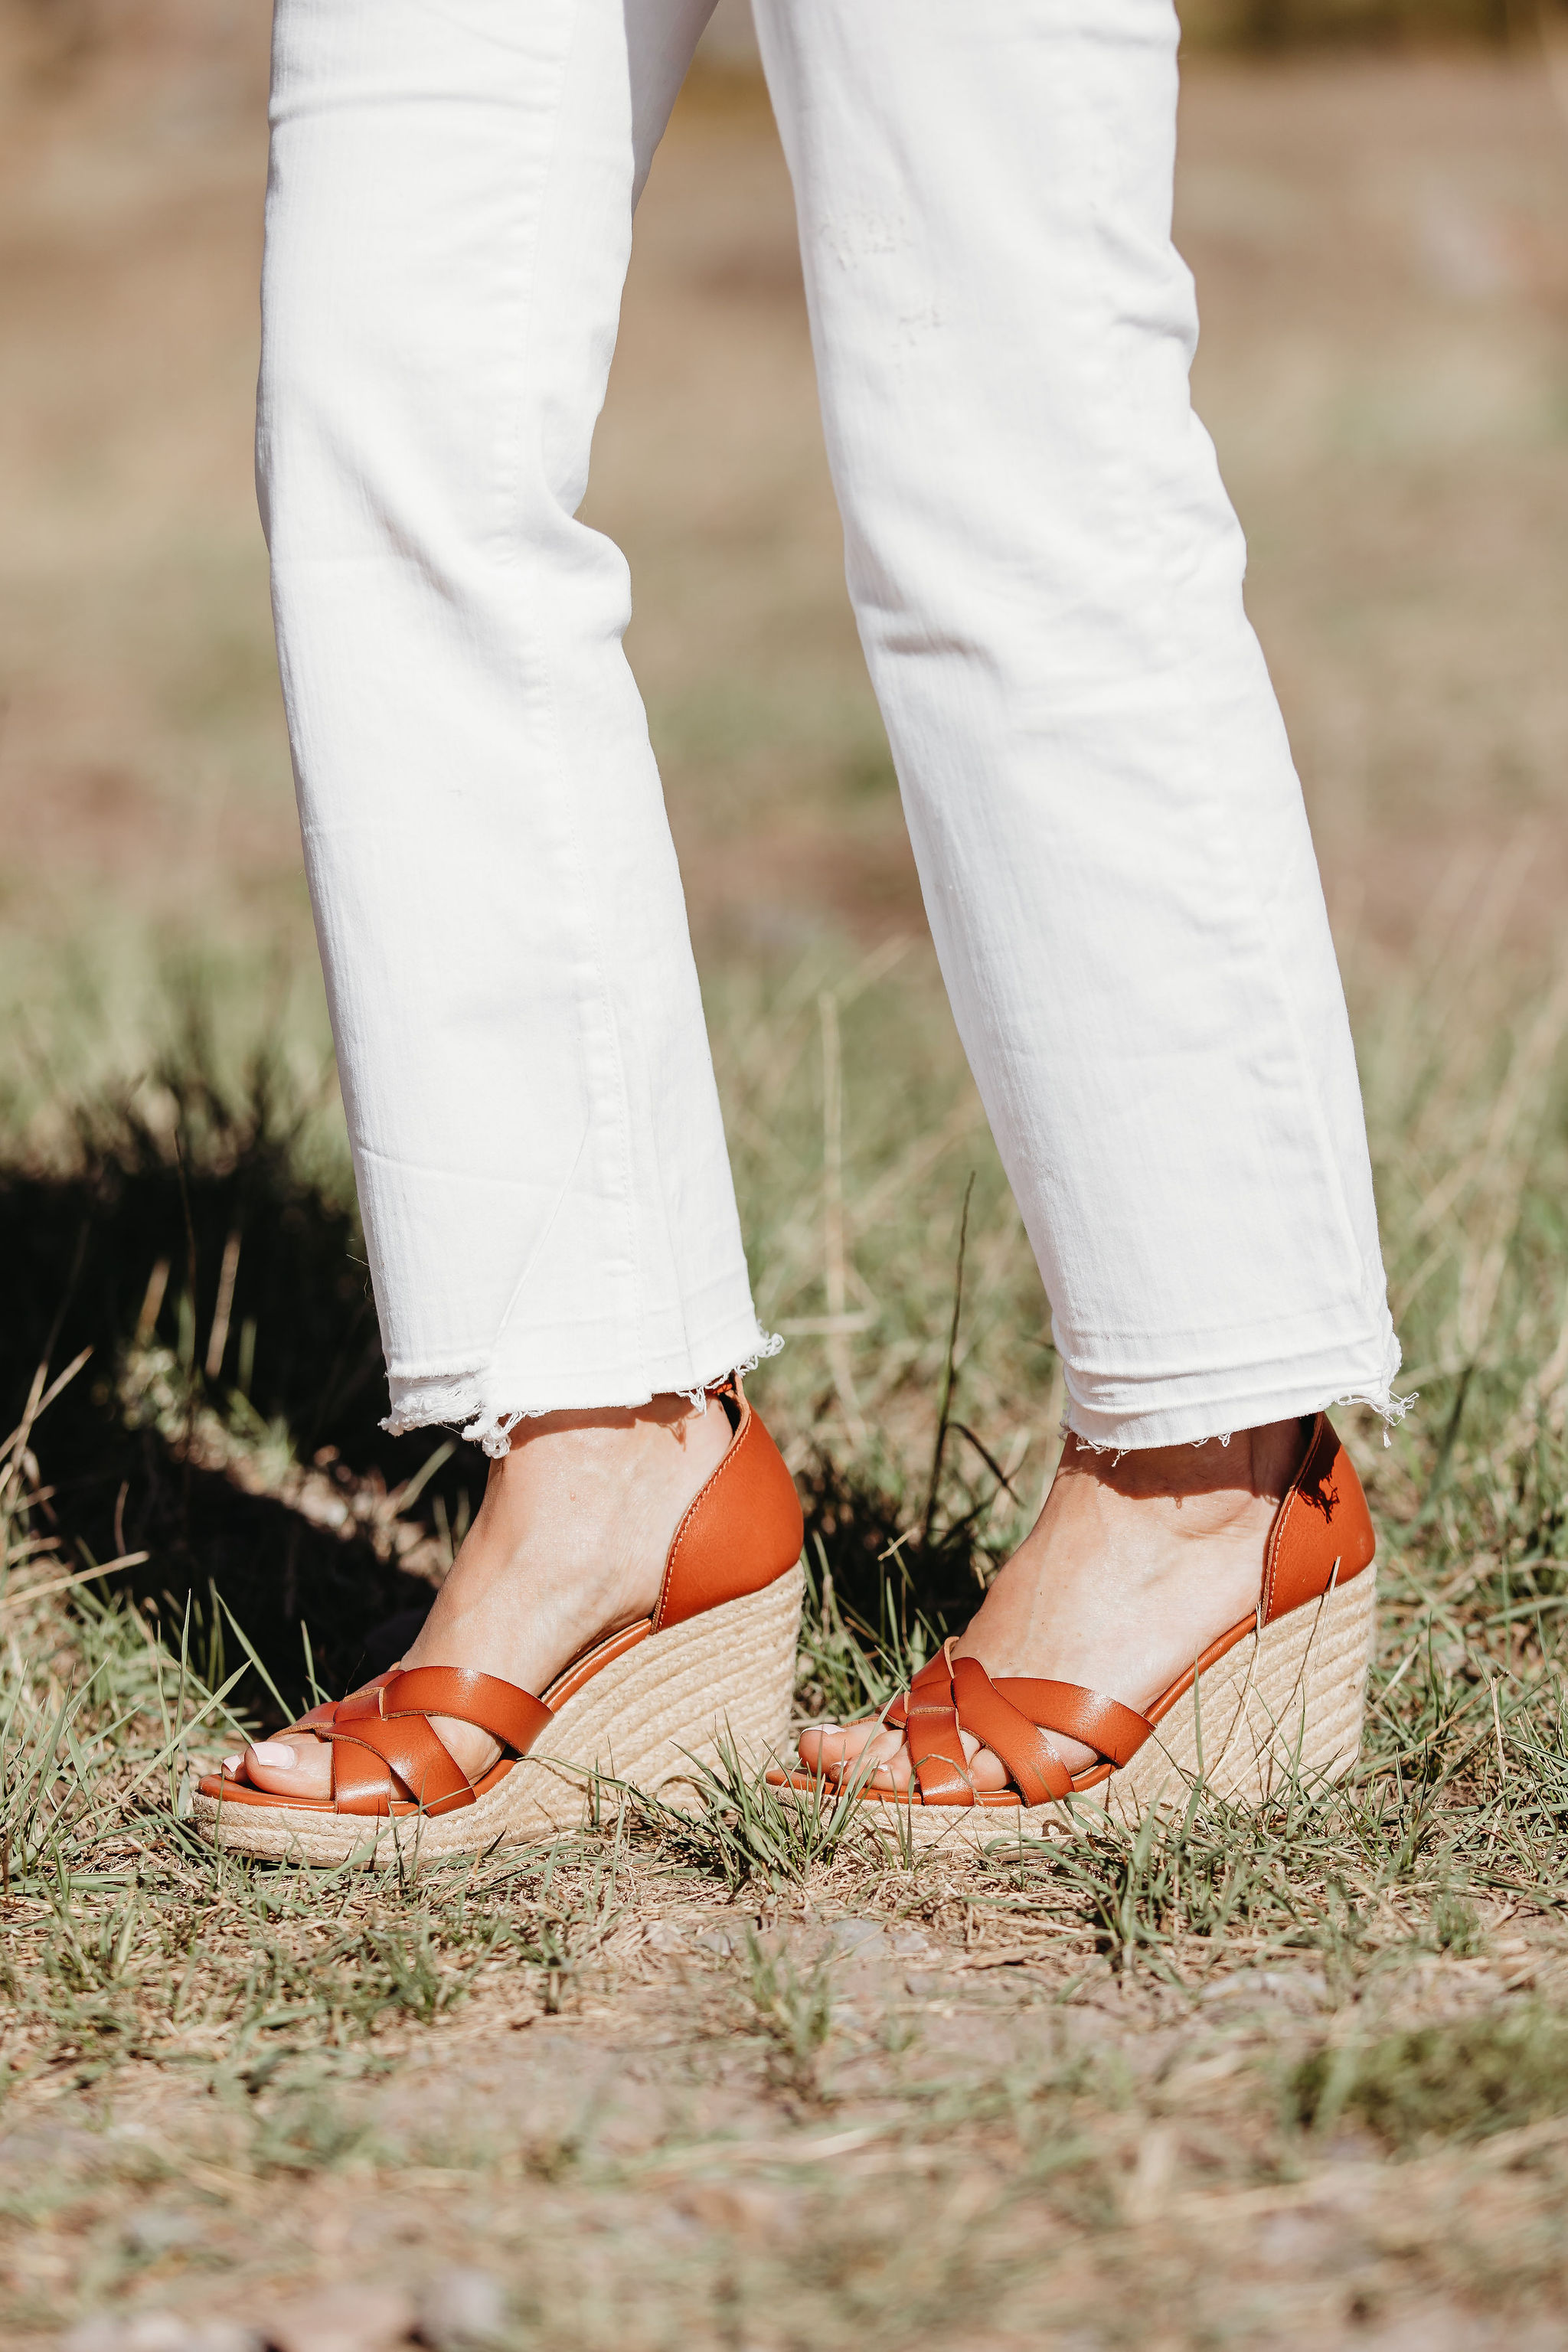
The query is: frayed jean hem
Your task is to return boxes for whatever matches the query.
[1061,1334,1413,1455]
[381,1331,786,1459]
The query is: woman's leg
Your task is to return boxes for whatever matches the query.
[751,0,1405,1775]
[262,0,771,1452]
[242,0,765,1793]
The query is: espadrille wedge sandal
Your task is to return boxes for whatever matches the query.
[194,1380,805,1865]
[771,1412,1375,1847]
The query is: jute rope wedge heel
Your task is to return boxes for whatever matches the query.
[193,1381,805,1867]
[771,1413,1377,1851]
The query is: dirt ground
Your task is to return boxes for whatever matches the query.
[8,1778,1568,2352]
[10,1802,1568,2352]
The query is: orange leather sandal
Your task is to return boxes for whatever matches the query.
[771,1413,1376,1845]
[194,1380,805,1865]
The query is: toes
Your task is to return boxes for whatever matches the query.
[957,1729,1008,1793]
[856,1733,915,1793]
[799,1723,912,1794]
[241,1732,332,1799]
[797,1720,880,1773]
[795,1719,1011,1800]
[797,1721,853,1771]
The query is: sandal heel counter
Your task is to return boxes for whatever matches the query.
[655,1403,804,1631]
[1263,1414,1377,1627]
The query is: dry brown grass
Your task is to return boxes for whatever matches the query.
[0,891,1565,2346]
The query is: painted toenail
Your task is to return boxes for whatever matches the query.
[249,1741,298,1769]
[220,1755,244,1774]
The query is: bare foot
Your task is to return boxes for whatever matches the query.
[796,1417,1307,1796]
[231,1393,734,1798]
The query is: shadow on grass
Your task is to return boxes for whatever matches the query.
[2,1010,995,1725]
[0,1021,459,1718]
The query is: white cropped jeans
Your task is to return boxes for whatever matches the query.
[260,0,1404,1456]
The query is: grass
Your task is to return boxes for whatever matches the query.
[0,900,1565,2344]
[1291,2004,1568,2148]
[740,1924,837,2102]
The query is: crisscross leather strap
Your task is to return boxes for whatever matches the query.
[882,1640,1155,1806]
[785,1415,1377,1815]
[312,1665,554,1818]
[289,1668,397,1740]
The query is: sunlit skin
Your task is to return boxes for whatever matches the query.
[230,1396,733,1798]
[232,1407,1306,1802]
[797,1418,1305,1794]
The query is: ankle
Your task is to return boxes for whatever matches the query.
[1062,1417,1305,1520]
[501,1391,717,1457]
[393,1391,734,1700]
[481,1392,728,1523]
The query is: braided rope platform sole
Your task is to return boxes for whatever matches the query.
[193,1563,805,1867]
[824,1567,1377,1855]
